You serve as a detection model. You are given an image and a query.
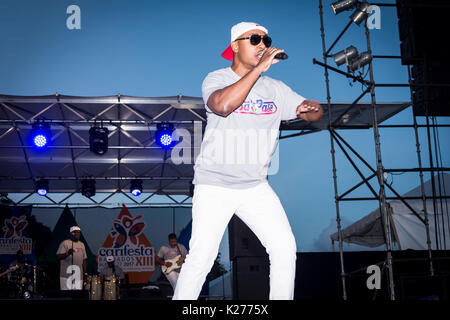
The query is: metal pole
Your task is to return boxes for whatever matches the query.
[318,0,347,300]
[425,115,440,249]
[408,66,434,275]
[364,23,395,300]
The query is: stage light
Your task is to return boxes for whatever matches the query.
[333,46,372,72]
[31,121,51,148]
[333,45,358,66]
[350,1,370,25]
[89,126,109,155]
[331,0,358,14]
[130,179,143,196]
[81,179,96,198]
[36,179,49,196]
[155,123,175,149]
[348,51,372,71]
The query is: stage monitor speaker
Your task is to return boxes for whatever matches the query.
[232,256,269,300]
[228,215,268,260]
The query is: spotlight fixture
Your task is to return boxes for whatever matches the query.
[89,126,109,155]
[130,179,143,196]
[333,45,358,66]
[332,0,370,26]
[333,46,372,71]
[36,179,49,196]
[81,179,96,198]
[348,51,372,71]
[155,123,175,149]
[31,121,51,148]
[331,0,358,14]
[350,1,370,25]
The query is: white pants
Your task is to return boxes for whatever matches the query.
[165,271,179,290]
[173,182,297,300]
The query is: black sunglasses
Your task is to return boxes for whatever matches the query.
[234,34,272,48]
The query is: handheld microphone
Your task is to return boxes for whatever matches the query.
[275,52,288,60]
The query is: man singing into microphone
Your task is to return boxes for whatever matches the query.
[57,226,87,290]
[173,22,323,300]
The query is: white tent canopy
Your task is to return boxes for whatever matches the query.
[331,173,450,250]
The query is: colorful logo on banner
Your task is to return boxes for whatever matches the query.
[97,205,155,284]
[0,215,32,255]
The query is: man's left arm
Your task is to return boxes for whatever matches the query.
[296,100,323,122]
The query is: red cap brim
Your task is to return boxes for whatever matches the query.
[221,45,233,61]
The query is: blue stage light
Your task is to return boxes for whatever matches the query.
[130,179,143,196]
[131,189,142,196]
[36,179,49,196]
[31,121,51,148]
[155,123,175,149]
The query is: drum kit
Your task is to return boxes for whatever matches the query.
[1,263,121,300]
[0,263,47,299]
[84,274,120,300]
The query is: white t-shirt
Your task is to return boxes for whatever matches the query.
[157,244,188,260]
[57,239,87,280]
[193,67,306,189]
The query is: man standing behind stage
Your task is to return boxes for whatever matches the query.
[56,226,87,290]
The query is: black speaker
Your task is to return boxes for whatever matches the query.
[232,256,269,300]
[411,57,450,117]
[399,275,449,300]
[228,215,268,260]
[396,0,449,65]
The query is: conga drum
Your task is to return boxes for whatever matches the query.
[85,275,102,300]
[103,275,117,300]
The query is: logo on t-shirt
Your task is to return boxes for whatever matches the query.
[233,99,278,115]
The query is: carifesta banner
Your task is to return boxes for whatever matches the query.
[97,204,155,284]
[1,215,32,255]
[0,206,35,268]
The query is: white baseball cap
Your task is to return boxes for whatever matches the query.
[70,226,81,233]
[106,256,115,262]
[221,22,269,61]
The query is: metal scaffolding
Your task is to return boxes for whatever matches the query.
[311,0,450,300]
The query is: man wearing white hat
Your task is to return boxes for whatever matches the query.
[173,22,323,300]
[99,255,125,286]
[57,226,87,290]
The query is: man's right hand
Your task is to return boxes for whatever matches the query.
[67,249,74,256]
[256,47,285,73]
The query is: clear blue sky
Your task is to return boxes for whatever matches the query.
[1,0,449,253]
